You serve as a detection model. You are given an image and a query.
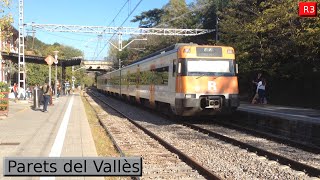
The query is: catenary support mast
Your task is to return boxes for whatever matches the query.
[18,0,26,90]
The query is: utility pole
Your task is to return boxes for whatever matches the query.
[53,51,59,98]
[215,16,219,44]
[119,59,121,95]
[119,59,122,69]
[72,66,75,91]
[32,30,35,50]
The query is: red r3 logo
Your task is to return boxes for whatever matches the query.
[299,2,318,17]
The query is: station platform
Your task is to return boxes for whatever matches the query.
[238,102,320,124]
[0,94,103,180]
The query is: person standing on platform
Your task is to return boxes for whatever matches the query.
[57,82,61,98]
[251,72,262,104]
[65,81,70,96]
[42,80,51,112]
[257,78,267,104]
[13,83,18,103]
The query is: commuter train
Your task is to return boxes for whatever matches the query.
[97,43,239,116]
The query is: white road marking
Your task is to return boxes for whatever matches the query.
[40,96,74,180]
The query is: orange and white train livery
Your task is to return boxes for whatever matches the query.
[97,43,239,116]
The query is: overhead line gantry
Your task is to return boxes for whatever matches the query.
[26,23,215,51]
[26,24,213,36]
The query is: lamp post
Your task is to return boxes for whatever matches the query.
[53,51,59,98]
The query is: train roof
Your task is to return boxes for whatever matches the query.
[128,43,198,66]
[98,43,233,77]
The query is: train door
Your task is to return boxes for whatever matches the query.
[149,64,156,108]
[135,65,141,103]
[168,59,177,105]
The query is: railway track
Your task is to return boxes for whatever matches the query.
[178,121,320,177]
[84,91,217,179]
[203,118,320,154]
[87,89,320,179]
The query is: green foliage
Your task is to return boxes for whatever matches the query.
[0,81,9,92]
[118,0,320,107]
[26,63,51,85]
[219,0,320,79]
[0,82,9,111]
[24,36,83,86]
[81,74,95,87]
[160,0,190,28]
[0,0,13,49]
[131,8,164,28]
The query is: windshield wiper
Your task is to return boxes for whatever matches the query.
[196,74,205,79]
[196,74,220,80]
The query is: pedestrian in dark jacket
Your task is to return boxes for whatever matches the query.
[42,80,51,112]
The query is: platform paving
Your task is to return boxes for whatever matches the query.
[0,94,103,180]
[238,102,320,124]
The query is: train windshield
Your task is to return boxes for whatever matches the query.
[186,59,235,76]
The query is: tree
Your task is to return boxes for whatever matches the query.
[184,0,217,44]
[219,0,320,77]
[218,0,273,73]
[131,8,164,28]
[0,0,13,52]
[26,63,48,86]
[160,0,190,28]
[24,39,83,85]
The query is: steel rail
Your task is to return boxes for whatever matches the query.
[87,89,221,180]
[209,118,320,154]
[82,92,139,180]
[179,121,320,177]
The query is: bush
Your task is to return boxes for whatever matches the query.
[0,82,9,92]
[0,82,9,111]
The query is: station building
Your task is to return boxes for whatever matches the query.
[0,25,19,84]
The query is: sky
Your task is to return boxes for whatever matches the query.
[8,0,194,60]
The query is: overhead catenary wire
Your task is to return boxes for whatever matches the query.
[37,29,93,42]
[93,0,143,60]
[107,0,130,27]
[90,0,131,60]
[93,0,213,60]
[92,0,131,60]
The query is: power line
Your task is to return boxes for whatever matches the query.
[93,0,131,60]
[95,1,210,60]
[94,0,144,60]
[93,1,212,60]
[37,29,90,42]
[107,0,130,26]
[119,0,143,28]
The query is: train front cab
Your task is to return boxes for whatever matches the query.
[173,46,240,116]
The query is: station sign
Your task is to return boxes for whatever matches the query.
[45,55,54,66]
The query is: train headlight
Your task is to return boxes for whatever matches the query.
[184,48,191,53]
[185,94,196,98]
[227,49,234,54]
[195,86,201,92]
